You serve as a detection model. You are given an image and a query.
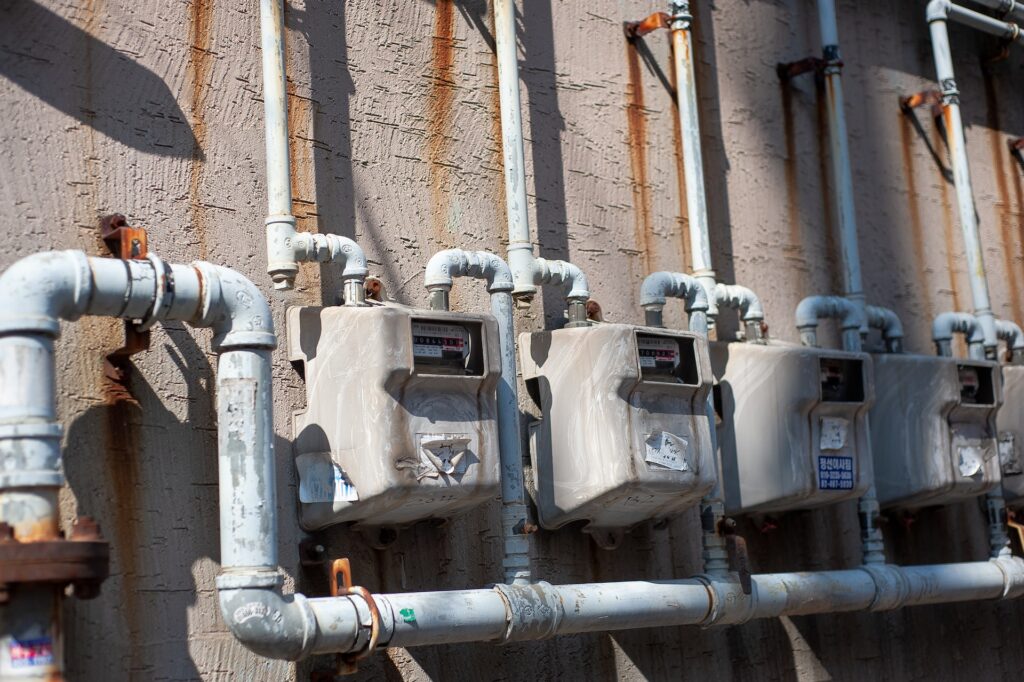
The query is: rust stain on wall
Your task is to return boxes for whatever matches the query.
[666,32,691,272]
[779,82,807,280]
[488,34,508,248]
[99,369,142,670]
[935,124,962,312]
[286,85,318,232]
[898,114,934,316]
[815,85,841,295]
[427,0,458,248]
[982,72,1023,322]
[625,40,654,273]
[187,0,213,260]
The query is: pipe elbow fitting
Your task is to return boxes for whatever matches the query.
[193,263,277,351]
[293,233,370,281]
[927,0,952,22]
[534,258,590,301]
[996,319,1024,353]
[932,311,983,356]
[715,283,764,322]
[795,295,862,332]
[424,249,514,294]
[218,586,318,661]
[867,306,905,352]
[640,271,710,313]
[0,250,92,337]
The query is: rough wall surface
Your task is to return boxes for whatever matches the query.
[1,0,1024,679]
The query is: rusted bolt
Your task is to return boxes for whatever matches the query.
[300,539,328,568]
[70,517,101,542]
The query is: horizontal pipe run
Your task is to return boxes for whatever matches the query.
[931,0,1024,43]
[295,558,1024,656]
[964,0,1024,23]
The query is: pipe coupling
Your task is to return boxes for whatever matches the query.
[859,564,909,612]
[493,581,564,642]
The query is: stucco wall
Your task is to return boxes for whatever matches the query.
[2,0,1024,679]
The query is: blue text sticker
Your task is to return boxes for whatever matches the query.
[818,456,854,491]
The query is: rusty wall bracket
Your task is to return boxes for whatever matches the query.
[623,12,670,40]
[719,518,752,595]
[1010,137,1024,173]
[311,558,382,679]
[99,214,151,383]
[900,89,944,120]
[776,57,827,83]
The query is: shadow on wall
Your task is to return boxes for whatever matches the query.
[62,324,218,679]
[0,0,199,158]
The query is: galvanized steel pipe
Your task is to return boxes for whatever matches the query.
[932,311,986,359]
[424,250,531,584]
[866,305,905,353]
[492,0,590,316]
[924,0,1022,354]
[259,0,368,299]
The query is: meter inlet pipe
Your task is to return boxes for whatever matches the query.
[492,0,591,326]
[640,271,729,575]
[925,0,1024,354]
[866,305,905,353]
[424,249,532,584]
[259,0,369,300]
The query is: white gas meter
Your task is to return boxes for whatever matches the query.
[712,342,873,515]
[518,323,716,548]
[871,354,1001,509]
[286,304,502,533]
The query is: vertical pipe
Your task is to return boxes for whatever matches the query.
[817,0,867,334]
[493,0,537,301]
[929,15,998,354]
[216,348,278,574]
[260,0,299,290]
[492,291,531,583]
[669,2,718,316]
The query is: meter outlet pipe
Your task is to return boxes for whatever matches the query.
[640,271,730,575]
[492,0,591,325]
[259,0,369,300]
[425,249,531,584]
[924,0,1024,355]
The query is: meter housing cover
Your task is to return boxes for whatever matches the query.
[519,323,716,542]
[996,364,1024,505]
[712,342,874,515]
[871,354,1001,509]
[287,304,501,531]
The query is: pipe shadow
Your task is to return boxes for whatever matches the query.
[0,0,199,158]
[62,323,216,679]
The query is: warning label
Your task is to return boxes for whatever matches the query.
[8,637,53,668]
[818,455,854,490]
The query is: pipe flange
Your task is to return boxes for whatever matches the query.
[137,253,175,331]
[694,574,757,626]
[493,581,563,643]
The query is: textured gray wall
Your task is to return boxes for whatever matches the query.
[1,0,1024,679]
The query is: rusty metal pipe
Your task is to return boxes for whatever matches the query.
[424,250,531,584]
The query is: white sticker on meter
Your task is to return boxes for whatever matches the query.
[296,452,359,503]
[819,417,849,451]
[637,336,680,370]
[412,322,469,360]
[645,431,690,471]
